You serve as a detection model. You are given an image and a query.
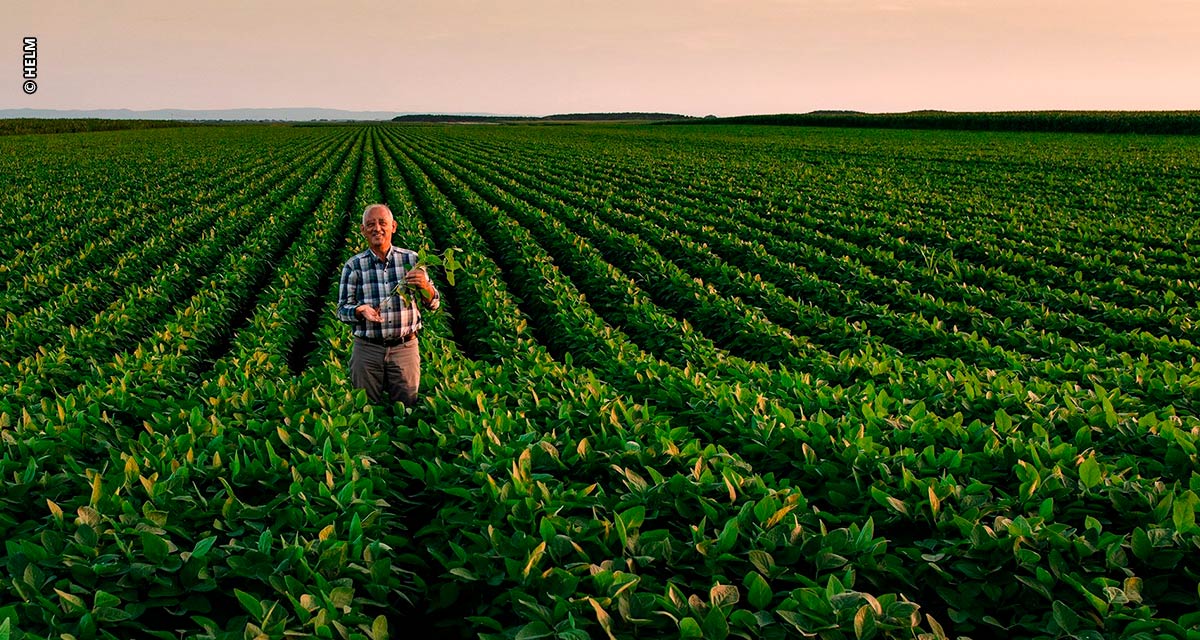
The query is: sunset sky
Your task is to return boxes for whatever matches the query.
[8,0,1200,116]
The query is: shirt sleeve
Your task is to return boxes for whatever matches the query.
[423,281,440,311]
[337,261,361,324]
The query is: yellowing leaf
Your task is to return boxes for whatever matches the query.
[139,474,157,499]
[89,473,102,506]
[47,499,63,522]
[77,505,101,527]
[522,541,547,578]
[710,583,740,608]
[55,588,87,612]
[766,505,796,529]
[372,615,389,640]
[586,598,617,640]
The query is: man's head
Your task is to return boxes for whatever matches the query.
[361,204,397,254]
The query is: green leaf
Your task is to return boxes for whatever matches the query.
[1079,454,1101,489]
[994,409,1013,433]
[1051,600,1079,633]
[679,617,704,638]
[234,589,263,620]
[192,536,217,560]
[729,609,759,629]
[465,617,503,631]
[1173,490,1198,533]
[716,518,739,553]
[618,506,645,530]
[514,621,553,640]
[0,618,10,640]
[1102,396,1118,428]
[855,517,875,549]
[702,606,730,640]
[816,551,849,571]
[93,589,120,609]
[745,572,772,609]
[539,517,556,543]
[616,506,645,551]
[1130,527,1152,560]
[1038,498,1054,520]
[398,460,425,482]
[94,607,133,622]
[870,486,908,515]
[141,531,169,563]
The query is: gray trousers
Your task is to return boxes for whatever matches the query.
[350,337,421,406]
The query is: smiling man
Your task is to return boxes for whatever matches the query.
[337,204,439,406]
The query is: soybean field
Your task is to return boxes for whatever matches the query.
[2,123,1199,639]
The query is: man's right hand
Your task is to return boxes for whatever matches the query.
[356,304,383,323]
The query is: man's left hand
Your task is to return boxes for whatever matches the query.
[405,267,435,296]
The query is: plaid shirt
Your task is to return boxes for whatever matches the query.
[337,246,439,340]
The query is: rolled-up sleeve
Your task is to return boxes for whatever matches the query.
[423,282,441,311]
[337,262,361,324]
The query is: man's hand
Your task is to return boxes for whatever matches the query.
[356,304,383,323]
[404,267,436,299]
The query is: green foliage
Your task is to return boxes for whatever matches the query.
[0,118,199,136]
[392,246,463,304]
[1,122,1198,639]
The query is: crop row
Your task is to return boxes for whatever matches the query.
[380,127,1200,638]
[417,129,1200,419]
[0,132,351,371]
[0,133,356,403]
[0,128,370,637]
[3,124,1198,640]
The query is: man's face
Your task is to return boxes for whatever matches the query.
[361,207,396,251]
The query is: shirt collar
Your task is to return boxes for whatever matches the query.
[368,245,397,266]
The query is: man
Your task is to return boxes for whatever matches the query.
[337,204,439,406]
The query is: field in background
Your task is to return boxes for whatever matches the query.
[1,123,1198,639]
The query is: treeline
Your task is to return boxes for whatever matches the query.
[0,118,200,136]
[668,111,1200,135]
[392,112,691,123]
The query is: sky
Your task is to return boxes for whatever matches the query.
[7,0,1200,116]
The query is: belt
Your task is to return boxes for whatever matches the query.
[358,332,418,347]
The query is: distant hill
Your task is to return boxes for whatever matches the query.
[2,108,694,124]
[1,108,410,121]
[664,110,1200,135]
[391,114,536,123]
[392,112,692,123]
